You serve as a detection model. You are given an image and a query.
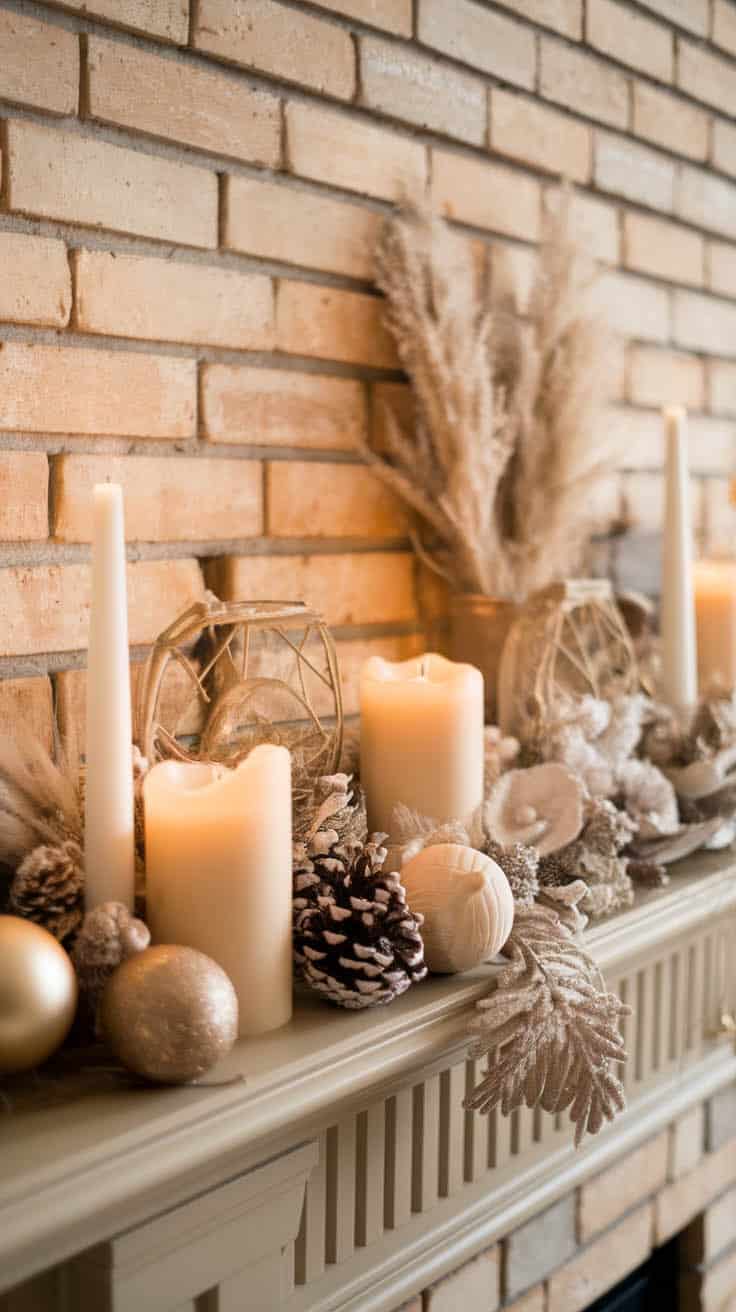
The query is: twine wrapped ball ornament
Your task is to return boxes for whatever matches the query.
[101,945,238,1084]
[0,916,78,1073]
[400,844,514,974]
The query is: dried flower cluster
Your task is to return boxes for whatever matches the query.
[363,196,616,600]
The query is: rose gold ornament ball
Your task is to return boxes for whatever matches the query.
[100,944,239,1084]
[0,915,78,1073]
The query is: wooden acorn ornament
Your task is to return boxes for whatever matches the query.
[400,843,514,974]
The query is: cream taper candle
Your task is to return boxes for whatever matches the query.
[143,745,292,1037]
[360,652,484,837]
[660,406,698,716]
[84,483,135,911]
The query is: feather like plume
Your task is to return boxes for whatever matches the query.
[0,733,81,873]
[364,193,617,600]
[465,902,630,1145]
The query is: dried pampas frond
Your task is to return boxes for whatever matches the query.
[364,193,617,601]
[465,901,629,1145]
[0,733,82,909]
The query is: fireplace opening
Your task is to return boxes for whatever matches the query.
[586,1236,679,1311]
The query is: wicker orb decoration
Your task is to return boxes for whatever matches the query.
[138,600,343,806]
[497,580,638,741]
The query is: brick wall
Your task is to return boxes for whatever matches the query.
[0,0,734,745]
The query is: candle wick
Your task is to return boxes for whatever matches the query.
[420,657,427,679]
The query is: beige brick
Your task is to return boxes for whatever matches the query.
[595,133,675,211]
[677,167,736,241]
[709,243,736,299]
[674,290,736,357]
[701,1185,736,1262]
[689,416,736,474]
[338,632,423,715]
[713,0,736,55]
[710,361,736,416]
[548,1205,653,1312]
[286,101,426,202]
[224,176,380,280]
[0,233,71,328]
[210,551,417,626]
[419,0,536,90]
[594,272,670,343]
[713,119,736,181]
[504,1288,545,1312]
[267,462,406,537]
[43,0,188,42]
[635,0,708,34]
[57,659,206,758]
[498,0,583,35]
[539,38,629,130]
[424,1247,500,1312]
[678,39,736,113]
[0,452,48,542]
[588,0,673,80]
[0,677,54,753]
[545,187,621,263]
[277,283,397,369]
[628,347,705,410]
[632,83,709,162]
[193,0,354,99]
[624,471,702,532]
[579,1133,668,1242]
[703,478,735,553]
[0,343,195,439]
[506,1196,576,1297]
[53,454,263,543]
[624,213,703,287]
[75,250,274,350]
[0,10,78,115]
[699,1247,736,1312]
[202,365,366,451]
[0,559,203,656]
[6,120,217,249]
[432,150,540,242]
[360,35,486,144]
[310,0,412,35]
[490,89,591,182]
[670,1104,705,1180]
[371,380,414,453]
[608,406,664,468]
[86,36,280,167]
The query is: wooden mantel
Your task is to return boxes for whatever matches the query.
[3,853,736,1311]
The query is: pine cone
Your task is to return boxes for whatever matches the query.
[73,901,150,1031]
[484,839,539,907]
[8,838,84,943]
[294,834,427,1009]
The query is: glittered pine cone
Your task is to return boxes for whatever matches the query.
[293,834,427,1009]
[72,900,151,1032]
[8,837,84,943]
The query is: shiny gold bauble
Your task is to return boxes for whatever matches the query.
[100,945,238,1084]
[0,915,78,1073]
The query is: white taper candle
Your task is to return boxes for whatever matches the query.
[84,483,135,911]
[660,406,698,717]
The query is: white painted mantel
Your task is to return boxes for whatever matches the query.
[2,853,736,1311]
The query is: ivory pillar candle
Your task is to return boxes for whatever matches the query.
[694,560,736,694]
[360,652,484,837]
[84,483,135,911]
[143,745,292,1037]
[660,406,698,716]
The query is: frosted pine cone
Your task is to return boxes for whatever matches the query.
[8,838,84,943]
[72,900,150,1029]
[294,834,427,1009]
[484,839,539,907]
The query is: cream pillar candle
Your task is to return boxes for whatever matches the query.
[360,652,484,838]
[694,560,736,694]
[84,483,135,911]
[143,745,292,1037]
[660,406,698,716]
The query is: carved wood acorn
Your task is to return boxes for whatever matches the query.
[293,833,427,1009]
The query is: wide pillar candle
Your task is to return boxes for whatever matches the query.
[360,652,484,837]
[694,560,736,694]
[660,406,698,717]
[144,745,292,1037]
[84,483,135,911]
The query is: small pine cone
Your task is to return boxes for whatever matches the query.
[73,900,150,1030]
[628,859,669,889]
[8,838,84,943]
[294,835,427,1009]
[485,839,539,907]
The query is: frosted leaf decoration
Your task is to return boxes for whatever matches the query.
[484,763,584,856]
[618,759,679,839]
[401,843,514,974]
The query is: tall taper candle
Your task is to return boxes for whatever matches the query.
[660,406,698,716]
[84,483,135,911]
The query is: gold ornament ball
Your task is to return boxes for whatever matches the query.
[100,945,239,1084]
[0,915,78,1073]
